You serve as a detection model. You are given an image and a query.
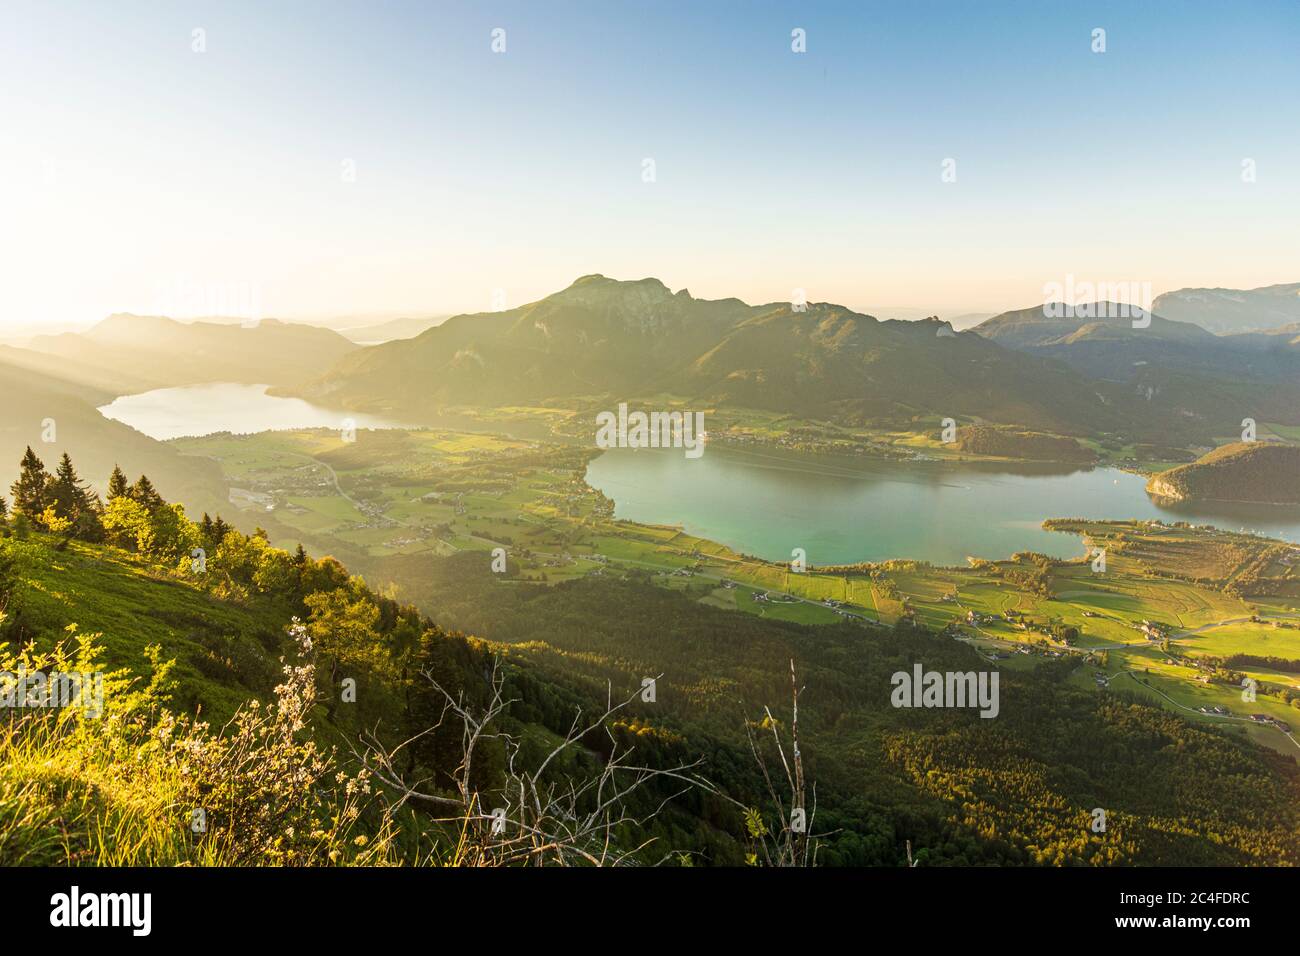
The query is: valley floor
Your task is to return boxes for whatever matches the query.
[172,422,1300,758]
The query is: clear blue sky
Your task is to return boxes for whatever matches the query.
[2,0,1297,327]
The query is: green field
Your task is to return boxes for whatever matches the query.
[176,427,1300,756]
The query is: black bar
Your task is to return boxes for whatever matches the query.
[5,865,1289,942]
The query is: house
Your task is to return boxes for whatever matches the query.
[1138,619,1169,639]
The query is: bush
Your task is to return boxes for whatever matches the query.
[0,622,395,866]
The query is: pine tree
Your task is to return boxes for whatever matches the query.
[211,515,231,545]
[107,465,130,501]
[200,512,214,546]
[44,453,103,541]
[292,542,308,567]
[10,447,49,518]
[0,494,8,520]
[49,453,82,520]
[129,474,163,512]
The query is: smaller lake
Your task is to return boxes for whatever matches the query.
[98,383,407,440]
[585,445,1300,567]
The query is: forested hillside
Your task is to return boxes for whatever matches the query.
[0,451,743,864]
[3,450,1297,865]
[368,550,1300,865]
[975,305,1300,443]
[951,425,1097,462]
[1147,443,1300,505]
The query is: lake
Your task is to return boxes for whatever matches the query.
[98,383,408,440]
[585,444,1300,566]
[99,384,1300,565]
[99,382,561,443]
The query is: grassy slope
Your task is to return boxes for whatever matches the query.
[2,534,292,723]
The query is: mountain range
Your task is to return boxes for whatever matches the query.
[282,275,1130,437]
[337,315,449,344]
[7,277,1300,461]
[25,314,359,393]
[970,302,1300,441]
[1151,282,1300,334]
[280,275,1300,445]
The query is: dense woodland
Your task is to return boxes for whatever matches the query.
[951,425,1097,463]
[1148,441,1300,505]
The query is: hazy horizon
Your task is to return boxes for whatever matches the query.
[6,271,1300,341]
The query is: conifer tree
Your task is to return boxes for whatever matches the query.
[107,465,130,501]
[44,453,103,540]
[211,515,231,546]
[10,447,49,518]
[49,453,83,520]
[129,474,163,512]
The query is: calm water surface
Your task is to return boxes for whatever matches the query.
[98,383,408,440]
[585,444,1300,566]
[99,386,1300,565]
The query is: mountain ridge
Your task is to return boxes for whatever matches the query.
[26,314,359,394]
[280,275,1128,438]
[1153,282,1300,335]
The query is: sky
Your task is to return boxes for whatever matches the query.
[1,0,1298,331]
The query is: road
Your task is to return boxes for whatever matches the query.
[1117,670,1299,753]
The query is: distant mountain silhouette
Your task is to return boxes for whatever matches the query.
[284,275,1128,437]
[1152,282,1300,334]
[26,314,358,393]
